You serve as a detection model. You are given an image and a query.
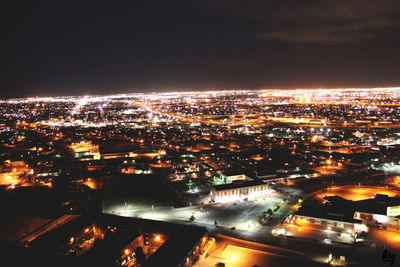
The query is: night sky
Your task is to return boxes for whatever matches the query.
[2,0,400,99]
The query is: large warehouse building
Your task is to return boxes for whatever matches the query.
[210,180,273,203]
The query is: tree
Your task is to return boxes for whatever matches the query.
[189,215,195,222]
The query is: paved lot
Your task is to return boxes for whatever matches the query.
[112,196,286,231]
[104,195,393,266]
[195,234,325,267]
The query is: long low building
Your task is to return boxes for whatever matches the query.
[210,180,273,203]
[289,213,366,237]
[291,193,400,238]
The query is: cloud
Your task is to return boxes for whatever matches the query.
[257,30,374,45]
[257,17,398,44]
[187,0,400,45]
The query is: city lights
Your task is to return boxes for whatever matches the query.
[2,87,400,266]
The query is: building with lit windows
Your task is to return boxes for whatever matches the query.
[68,141,101,160]
[210,180,273,203]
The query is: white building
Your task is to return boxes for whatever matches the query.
[210,181,273,203]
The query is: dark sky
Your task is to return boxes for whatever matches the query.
[2,0,400,98]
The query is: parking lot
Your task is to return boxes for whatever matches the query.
[112,195,287,231]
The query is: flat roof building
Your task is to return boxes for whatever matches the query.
[210,180,273,203]
[25,213,209,267]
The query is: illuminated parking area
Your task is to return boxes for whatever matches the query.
[195,236,318,267]
[377,162,400,173]
[222,245,274,266]
[385,176,400,189]
[315,185,400,202]
[369,228,400,251]
[109,197,285,232]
